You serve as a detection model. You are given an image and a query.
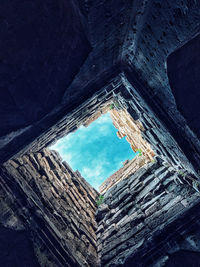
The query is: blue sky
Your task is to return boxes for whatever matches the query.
[50,113,136,190]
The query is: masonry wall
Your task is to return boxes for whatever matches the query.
[1,147,200,266]
[117,76,193,172]
[99,156,147,194]
[96,158,200,266]
[110,108,155,162]
[0,180,41,266]
[1,148,99,266]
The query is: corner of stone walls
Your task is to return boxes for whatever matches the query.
[96,158,200,266]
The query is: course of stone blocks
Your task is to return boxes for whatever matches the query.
[110,108,155,161]
[1,149,99,266]
[99,156,147,194]
[96,158,200,266]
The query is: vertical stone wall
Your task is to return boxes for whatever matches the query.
[99,156,147,194]
[0,182,40,266]
[110,108,155,162]
[96,158,200,266]
[1,148,99,266]
[117,75,196,173]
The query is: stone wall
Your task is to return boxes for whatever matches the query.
[110,108,155,162]
[1,148,200,266]
[0,1,200,266]
[167,33,200,138]
[0,182,40,266]
[99,156,147,195]
[1,148,99,266]
[96,157,200,266]
[117,75,196,173]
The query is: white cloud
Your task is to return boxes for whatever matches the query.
[95,113,111,124]
[82,165,103,179]
[98,125,111,135]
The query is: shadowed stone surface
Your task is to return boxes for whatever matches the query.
[1,148,99,266]
[167,34,200,138]
[164,250,200,267]
[96,158,200,266]
[0,0,90,136]
[0,226,40,267]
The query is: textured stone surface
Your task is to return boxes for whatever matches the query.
[99,157,148,194]
[167,33,200,138]
[1,126,200,266]
[0,226,40,267]
[96,158,200,266]
[110,108,155,161]
[0,182,40,266]
[164,250,200,267]
[1,148,99,266]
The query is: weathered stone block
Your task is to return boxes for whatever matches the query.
[145,201,160,217]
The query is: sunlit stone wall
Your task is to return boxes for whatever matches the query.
[110,108,155,162]
[98,107,155,194]
[1,148,99,266]
[99,156,147,194]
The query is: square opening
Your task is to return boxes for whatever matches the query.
[50,100,155,193]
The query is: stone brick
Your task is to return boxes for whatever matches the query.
[2,148,99,266]
[145,201,160,216]
[136,178,160,201]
